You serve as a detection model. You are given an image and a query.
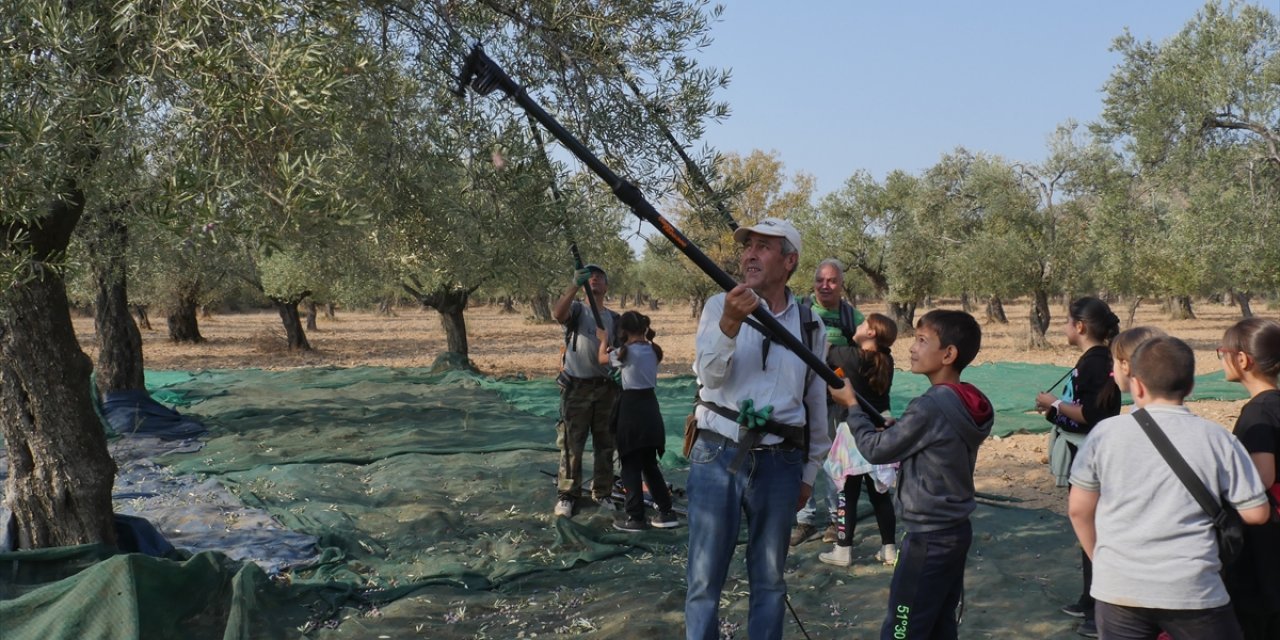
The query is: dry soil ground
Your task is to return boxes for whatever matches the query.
[73,297,1274,517]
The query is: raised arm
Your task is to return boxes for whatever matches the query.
[596,327,611,365]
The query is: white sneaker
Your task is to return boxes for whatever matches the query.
[876,543,898,566]
[554,498,574,518]
[818,544,852,567]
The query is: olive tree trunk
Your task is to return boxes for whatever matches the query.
[402,281,478,356]
[1125,297,1143,328]
[1,185,117,549]
[89,212,145,397]
[304,300,318,331]
[132,304,152,330]
[166,280,204,343]
[1231,290,1253,319]
[1168,295,1196,321]
[985,295,1008,324]
[1027,288,1052,348]
[889,301,917,336]
[271,293,313,351]
[689,293,707,319]
[529,290,553,323]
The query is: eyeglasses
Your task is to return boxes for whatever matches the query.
[1216,347,1233,360]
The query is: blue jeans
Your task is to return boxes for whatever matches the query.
[684,434,804,640]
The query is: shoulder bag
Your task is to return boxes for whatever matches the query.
[1132,408,1245,566]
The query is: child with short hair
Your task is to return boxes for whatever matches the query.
[831,309,992,640]
[1109,326,1167,393]
[1068,335,1271,640]
[1219,318,1280,640]
[596,311,679,532]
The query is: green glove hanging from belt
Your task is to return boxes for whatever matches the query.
[737,399,774,430]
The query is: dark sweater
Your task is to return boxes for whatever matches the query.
[1052,345,1120,434]
[848,384,993,532]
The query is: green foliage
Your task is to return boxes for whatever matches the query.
[636,150,813,310]
[1096,0,1280,300]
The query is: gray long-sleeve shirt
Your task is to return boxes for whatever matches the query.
[847,384,993,532]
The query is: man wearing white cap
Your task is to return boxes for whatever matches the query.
[684,217,831,640]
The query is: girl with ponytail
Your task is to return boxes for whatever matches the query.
[597,311,678,531]
[1035,296,1123,635]
[820,313,900,567]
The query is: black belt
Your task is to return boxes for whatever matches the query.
[697,428,799,475]
[698,429,797,451]
[695,400,805,473]
[567,375,614,387]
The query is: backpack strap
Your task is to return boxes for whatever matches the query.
[563,302,583,354]
[838,300,856,343]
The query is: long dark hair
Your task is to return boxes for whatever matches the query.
[1222,317,1280,380]
[1069,297,1120,345]
[1070,297,1120,409]
[860,313,898,396]
[615,311,663,363]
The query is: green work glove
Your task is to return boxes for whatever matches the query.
[574,267,592,287]
[736,399,774,430]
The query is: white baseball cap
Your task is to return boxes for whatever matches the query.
[732,217,801,254]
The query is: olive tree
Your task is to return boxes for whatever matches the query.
[1097,0,1280,313]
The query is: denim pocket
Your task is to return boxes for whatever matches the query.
[688,436,723,465]
[777,447,805,466]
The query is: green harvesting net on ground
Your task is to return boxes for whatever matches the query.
[0,364,1248,639]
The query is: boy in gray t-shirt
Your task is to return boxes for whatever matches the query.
[1069,336,1271,639]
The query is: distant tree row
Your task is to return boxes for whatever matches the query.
[647,0,1280,344]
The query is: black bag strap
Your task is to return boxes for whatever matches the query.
[563,303,583,353]
[1132,408,1225,522]
[838,300,856,343]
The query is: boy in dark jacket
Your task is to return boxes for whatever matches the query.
[831,309,993,640]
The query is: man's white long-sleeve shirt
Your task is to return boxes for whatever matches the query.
[693,291,831,485]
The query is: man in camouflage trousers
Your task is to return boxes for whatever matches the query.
[551,264,620,517]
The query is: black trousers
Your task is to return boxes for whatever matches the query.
[1096,601,1243,640]
[880,521,971,640]
[836,474,896,547]
[619,447,672,521]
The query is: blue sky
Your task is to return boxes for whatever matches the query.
[694,1,1259,197]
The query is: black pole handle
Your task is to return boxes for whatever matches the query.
[457,44,889,425]
[568,243,605,328]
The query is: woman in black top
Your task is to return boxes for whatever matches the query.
[1034,297,1121,636]
[1220,317,1280,640]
